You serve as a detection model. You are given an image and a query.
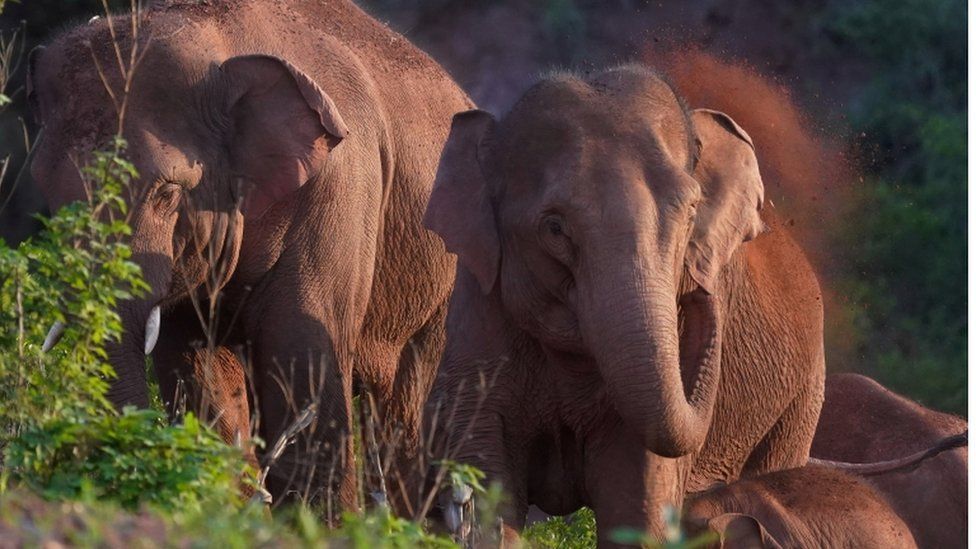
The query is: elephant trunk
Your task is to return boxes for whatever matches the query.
[105,303,153,408]
[586,267,722,458]
[105,248,173,410]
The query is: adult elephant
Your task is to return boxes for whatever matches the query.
[811,374,968,549]
[424,65,825,546]
[28,0,470,513]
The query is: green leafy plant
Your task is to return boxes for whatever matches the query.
[0,138,254,516]
[523,507,597,549]
[0,137,146,429]
[608,506,716,549]
[5,409,246,512]
[337,507,457,549]
[438,459,487,497]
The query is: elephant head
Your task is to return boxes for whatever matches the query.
[425,66,764,457]
[27,21,347,407]
[701,513,781,549]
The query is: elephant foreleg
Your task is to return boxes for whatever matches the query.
[379,300,450,515]
[251,317,357,520]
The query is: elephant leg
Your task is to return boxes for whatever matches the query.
[585,424,692,548]
[439,410,527,545]
[251,313,357,519]
[259,357,356,518]
[382,301,449,515]
[742,380,824,475]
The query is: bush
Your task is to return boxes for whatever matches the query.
[0,138,252,512]
[5,409,245,512]
[0,139,146,428]
[522,508,597,549]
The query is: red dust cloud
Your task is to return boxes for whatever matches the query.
[646,47,860,365]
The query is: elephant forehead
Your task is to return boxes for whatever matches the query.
[127,129,205,185]
[38,14,219,151]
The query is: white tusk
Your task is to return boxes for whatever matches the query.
[452,483,473,504]
[444,501,463,534]
[144,306,161,355]
[88,16,100,24]
[42,321,65,352]
[250,485,273,506]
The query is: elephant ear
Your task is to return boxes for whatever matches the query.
[220,55,349,220]
[424,109,500,294]
[708,513,782,549]
[686,108,765,294]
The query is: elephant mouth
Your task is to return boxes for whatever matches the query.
[677,287,721,402]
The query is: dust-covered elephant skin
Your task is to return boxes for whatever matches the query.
[423,65,825,546]
[682,466,917,549]
[811,374,968,549]
[27,0,471,512]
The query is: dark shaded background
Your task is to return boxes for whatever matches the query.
[0,0,966,413]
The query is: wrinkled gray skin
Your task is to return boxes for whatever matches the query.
[424,65,825,546]
[27,0,469,511]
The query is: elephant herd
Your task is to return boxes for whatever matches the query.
[26,1,966,547]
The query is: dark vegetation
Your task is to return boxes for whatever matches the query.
[825,0,967,413]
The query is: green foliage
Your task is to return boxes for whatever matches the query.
[438,458,487,496]
[607,506,715,549]
[0,138,253,516]
[0,489,329,547]
[523,508,597,549]
[827,0,966,413]
[522,506,716,549]
[5,409,246,512]
[0,137,146,428]
[337,507,457,549]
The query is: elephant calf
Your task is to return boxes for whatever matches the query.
[683,466,917,549]
[812,374,968,549]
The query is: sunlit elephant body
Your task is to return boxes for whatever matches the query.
[28,0,470,511]
[423,66,825,546]
[812,374,968,549]
[683,466,917,549]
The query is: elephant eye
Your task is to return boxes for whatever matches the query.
[152,181,183,214]
[542,213,570,238]
[539,214,576,265]
[547,218,564,236]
